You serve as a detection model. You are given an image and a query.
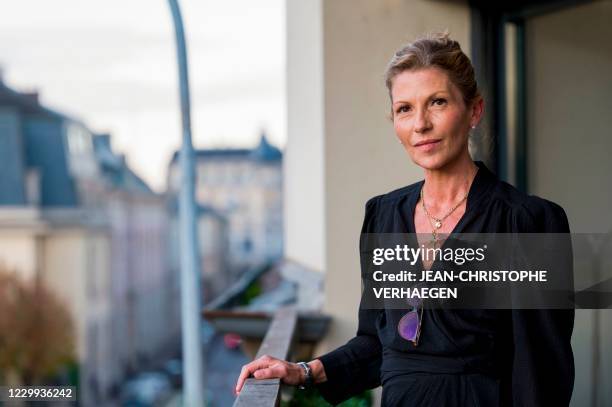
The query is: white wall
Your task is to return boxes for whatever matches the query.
[285,0,326,273]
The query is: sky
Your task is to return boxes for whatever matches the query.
[0,0,286,191]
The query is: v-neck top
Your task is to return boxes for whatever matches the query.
[315,161,574,407]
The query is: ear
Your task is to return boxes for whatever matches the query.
[469,97,484,127]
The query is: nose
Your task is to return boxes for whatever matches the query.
[414,108,432,133]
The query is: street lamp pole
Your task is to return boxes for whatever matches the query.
[167,0,205,405]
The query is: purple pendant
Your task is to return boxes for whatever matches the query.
[397,310,420,343]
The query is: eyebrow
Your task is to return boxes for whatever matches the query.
[392,91,450,105]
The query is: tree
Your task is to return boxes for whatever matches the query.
[0,267,75,385]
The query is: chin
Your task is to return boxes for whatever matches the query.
[408,145,470,172]
[410,154,450,171]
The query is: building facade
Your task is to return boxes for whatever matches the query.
[0,81,178,405]
[167,133,283,301]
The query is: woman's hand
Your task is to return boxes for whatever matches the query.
[234,356,327,395]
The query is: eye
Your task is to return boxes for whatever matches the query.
[396,105,411,114]
[432,98,447,106]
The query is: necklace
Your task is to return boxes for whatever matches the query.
[420,185,468,243]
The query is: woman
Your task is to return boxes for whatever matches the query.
[234,32,574,406]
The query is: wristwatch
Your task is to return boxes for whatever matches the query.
[297,361,313,389]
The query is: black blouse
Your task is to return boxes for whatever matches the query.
[315,161,574,406]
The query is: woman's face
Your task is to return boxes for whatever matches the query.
[391,67,481,170]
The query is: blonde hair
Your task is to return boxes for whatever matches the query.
[384,31,480,106]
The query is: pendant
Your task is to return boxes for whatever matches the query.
[434,220,442,229]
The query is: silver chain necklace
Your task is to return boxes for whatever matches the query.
[420,185,468,243]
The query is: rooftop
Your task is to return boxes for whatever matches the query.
[170,132,282,165]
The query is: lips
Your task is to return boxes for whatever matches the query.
[414,139,441,147]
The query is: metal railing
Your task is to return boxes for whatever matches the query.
[232,307,297,407]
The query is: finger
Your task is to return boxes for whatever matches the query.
[253,367,276,379]
[235,366,253,394]
[253,364,286,380]
[235,359,274,393]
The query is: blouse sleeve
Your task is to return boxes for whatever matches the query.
[509,197,575,406]
[315,196,383,405]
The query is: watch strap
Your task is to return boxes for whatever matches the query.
[297,361,313,389]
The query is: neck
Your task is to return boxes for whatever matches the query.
[422,154,478,208]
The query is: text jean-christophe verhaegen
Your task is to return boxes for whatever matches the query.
[369,243,548,300]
